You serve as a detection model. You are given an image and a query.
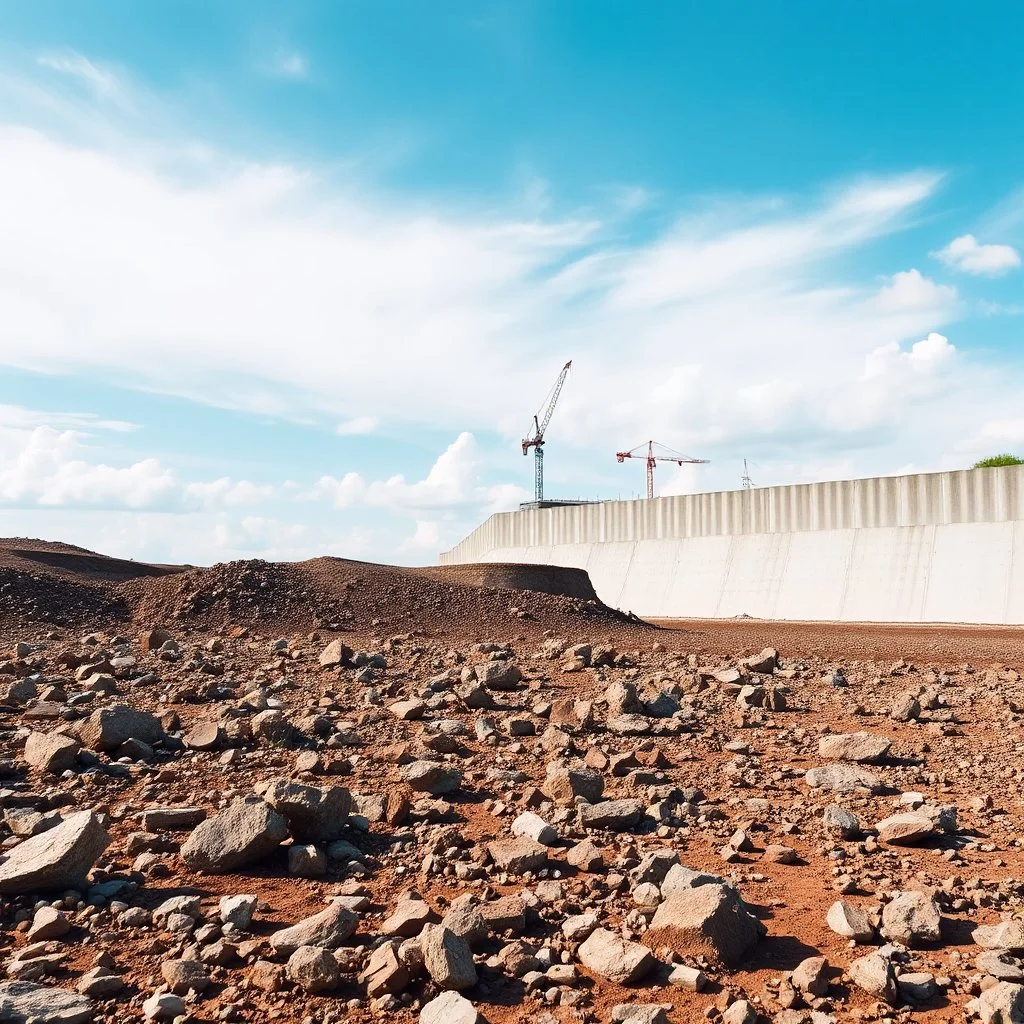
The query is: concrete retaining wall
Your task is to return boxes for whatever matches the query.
[439,467,1024,624]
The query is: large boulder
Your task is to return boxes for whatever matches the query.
[270,899,359,955]
[578,927,655,984]
[875,813,936,846]
[970,981,1024,1023]
[644,883,764,966]
[0,811,109,895]
[817,732,891,763]
[260,779,351,842]
[805,763,883,794]
[420,924,477,990]
[880,891,942,946]
[420,991,480,1024]
[579,799,644,831]
[73,705,163,752]
[180,798,289,873]
[0,981,93,1023]
[23,731,80,774]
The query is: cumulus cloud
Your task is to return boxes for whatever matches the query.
[864,332,956,378]
[0,420,272,512]
[932,234,1021,276]
[312,432,529,513]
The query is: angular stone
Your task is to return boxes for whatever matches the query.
[286,946,340,993]
[875,812,936,846]
[881,890,942,946]
[269,899,359,955]
[511,811,558,846]
[823,805,860,839]
[360,941,410,998]
[0,811,109,895]
[401,761,462,795]
[262,779,351,842]
[180,798,289,873]
[420,991,480,1024]
[544,764,603,805]
[975,921,1024,952]
[578,927,655,984]
[0,981,93,1023]
[644,883,764,966]
[579,799,644,831]
[220,894,258,929]
[382,895,439,937]
[972,981,1024,1023]
[27,906,70,941]
[566,838,604,872]
[74,705,163,752]
[475,660,522,690]
[792,955,830,996]
[817,732,892,763]
[487,837,547,874]
[805,763,882,793]
[660,864,725,899]
[23,732,80,774]
[420,924,477,990]
[826,900,873,942]
[319,639,353,668]
[848,952,897,1003]
[161,959,209,994]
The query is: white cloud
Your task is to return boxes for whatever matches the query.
[313,432,528,513]
[932,234,1021,276]
[0,420,273,512]
[336,416,379,436]
[864,332,956,379]
[264,49,310,80]
[870,269,956,313]
[37,51,128,106]
[0,403,137,433]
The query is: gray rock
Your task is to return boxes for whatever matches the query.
[420,924,477,990]
[978,951,1024,982]
[881,890,942,946]
[286,946,341,993]
[420,991,480,1024]
[544,763,604,805]
[74,705,163,752]
[142,991,185,1021]
[805,763,883,793]
[579,798,644,831]
[0,811,109,895]
[975,921,1024,952]
[875,812,936,846]
[0,982,92,1023]
[270,899,359,954]
[644,882,764,966]
[219,894,258,929]
[971,981,1024,1023]
[261,779,351,842]
[180,798,289,873]
[487,837,548,874]
[817,732,892,763]
[848,952,897,1003]
[826,900,874,942]
[634,849,680,885]
[611,1005,671,1024]
[23,732,80,774]
[401,761,462,795]
[578,927,655,984]
[475,661,522,690]
[822,805,861,839]
[511,811,558,846]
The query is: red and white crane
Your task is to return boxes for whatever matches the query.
[615,440,709,499]
[522,360,571,502]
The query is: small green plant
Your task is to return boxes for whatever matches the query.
[973,454,1024,468]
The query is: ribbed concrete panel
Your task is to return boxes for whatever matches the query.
[840,526,934,622]
[716,534,791,618]
[774,530,854,621]
[922,522,1013,624]
[616,540,679,616]
[662,535,732,617]
[440,467,1024,624]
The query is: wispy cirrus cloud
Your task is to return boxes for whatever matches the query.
[37,50,129,107]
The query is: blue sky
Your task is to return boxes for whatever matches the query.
[0,1,1022,565]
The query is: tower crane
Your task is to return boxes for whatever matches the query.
[522,360,571,502]
[615,440,709,500]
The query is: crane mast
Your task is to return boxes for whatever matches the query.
[615,440,709,499]
[522,360,571,502]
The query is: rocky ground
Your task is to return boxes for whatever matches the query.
[1,541,1024,1024]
